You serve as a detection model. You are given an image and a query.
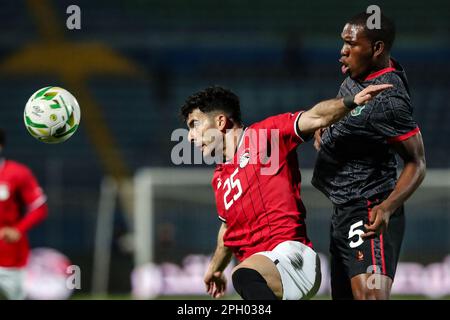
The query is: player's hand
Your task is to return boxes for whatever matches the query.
[354,84,393,106]
[314,128,325,151]
[0,227,22,243]
[204,270,227,299]
[362,202,393,238]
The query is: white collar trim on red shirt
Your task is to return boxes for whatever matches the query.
[236,127,247,150]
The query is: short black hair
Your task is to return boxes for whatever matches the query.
[180,86,242,125]
[347,11,396,51]
[0,128,5,147]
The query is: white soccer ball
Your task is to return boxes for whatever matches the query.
[24,86,81,143]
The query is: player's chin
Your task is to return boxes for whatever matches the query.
[348,68,367,80]
[348,69,358,79]
[203,142,218,154]
[203,148,218,160]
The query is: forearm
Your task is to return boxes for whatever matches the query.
[384,160,426,212]
[208,223,233,273]
[308,98,350,128]
[209,244,233,273]
[298,97,356,134]
[15,204,48,233]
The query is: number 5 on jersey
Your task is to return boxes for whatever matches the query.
[223,168,242,210]
[348,220,364,248]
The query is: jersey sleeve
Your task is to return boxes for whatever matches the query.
[369,95,419,143]
[256,111,311,151]
[18,166,47,212]
[15,166,48,233]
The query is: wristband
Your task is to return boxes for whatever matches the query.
[343,95,358,109]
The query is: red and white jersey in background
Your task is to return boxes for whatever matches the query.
[0,159,47,267]
[212,111,312,262]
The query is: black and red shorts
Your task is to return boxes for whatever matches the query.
[329,193,405,298]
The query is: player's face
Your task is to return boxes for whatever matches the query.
[186,109,223,157]
[340,23,374,80]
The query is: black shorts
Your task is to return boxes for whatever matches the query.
[329,193,405,299]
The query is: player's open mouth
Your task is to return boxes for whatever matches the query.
[339,58,350,75]
[341,64,349,74]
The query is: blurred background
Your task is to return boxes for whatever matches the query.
[0,0,449,299]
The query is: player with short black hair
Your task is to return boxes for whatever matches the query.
[347,12,396,51]
[181,83,392,300]
[181,86,242,126]
[312,12,426,300]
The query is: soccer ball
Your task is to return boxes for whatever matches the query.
[24,86,81,143]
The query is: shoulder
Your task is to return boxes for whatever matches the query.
[5,160,30,172]
[338,77,360,96]
[369,73,412,114]
[250,112,301,130]
[249,116,277,130]
[371,68,410,97]
[4,160,34,178]
[379,71,408,95]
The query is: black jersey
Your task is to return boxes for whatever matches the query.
[312,59,420,205]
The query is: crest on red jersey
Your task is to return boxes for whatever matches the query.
[239,151,250,168]
[0,183,10,201]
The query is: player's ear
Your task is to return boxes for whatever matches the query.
[372,40,385,57]
[215,114,229,132]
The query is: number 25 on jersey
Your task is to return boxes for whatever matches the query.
[223,168,242,210]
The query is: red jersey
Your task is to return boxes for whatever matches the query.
[212,111,312,262]
[0,159,47,267]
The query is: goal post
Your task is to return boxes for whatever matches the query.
[133,167,215,267]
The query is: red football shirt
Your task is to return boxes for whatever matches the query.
[0,159,47,267]
[212,111,312,262]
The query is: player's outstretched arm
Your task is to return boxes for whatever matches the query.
[204,223,233,298]
[298,84,393,135]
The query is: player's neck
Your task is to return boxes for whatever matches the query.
[357,56,392,82]
[371,56,391,73]
[223,126,244,162]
